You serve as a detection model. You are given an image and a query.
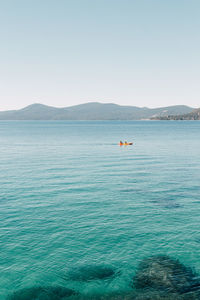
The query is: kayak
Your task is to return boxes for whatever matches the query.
[119,142,133,146]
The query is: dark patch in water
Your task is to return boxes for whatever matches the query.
[163,202,182,209]
[133,255,199,295]
[68,291,136,299]
[62,265,118,282]
[131,290,200,299]
[151,198,182,209]
[7,256,200,300]
[7,286,77,300]
[194,237,200,244]
[120,189,137,193]
[63,290,200,299]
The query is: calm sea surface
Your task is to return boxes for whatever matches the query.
[0,121,200,299]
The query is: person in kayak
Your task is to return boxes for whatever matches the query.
[119,141,133,146]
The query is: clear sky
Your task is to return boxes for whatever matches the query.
[0,0,200,110]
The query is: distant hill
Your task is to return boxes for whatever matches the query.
[0,102,194,120]
[151,108,200,120]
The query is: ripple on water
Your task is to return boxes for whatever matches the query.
[1,121,200,299]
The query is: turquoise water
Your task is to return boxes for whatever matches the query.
[0,121,200,299]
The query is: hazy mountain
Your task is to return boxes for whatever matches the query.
[0,102,194,120]
[151,108,200,120]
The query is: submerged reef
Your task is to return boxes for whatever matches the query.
[64,264,117,282]
[7,255,200,300]
[7,286,77,300]
[133,255,198,293]
[63,290,200,300]
[132,255,200,299]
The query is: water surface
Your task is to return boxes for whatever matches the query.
[0,121,200,299]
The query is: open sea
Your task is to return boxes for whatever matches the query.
[1,120,200,299]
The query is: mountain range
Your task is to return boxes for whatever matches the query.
[151,108,200,120]
[0,102,194,120]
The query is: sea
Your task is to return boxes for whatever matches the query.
[0,120,200,299]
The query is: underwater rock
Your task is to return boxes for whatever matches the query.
[67,291,136,300]
[133,290,200,300]
[67,290,200,300]
[7,285,77,300]
[133,255,198,294]
[133,291,181,300]
[65,265,117,282]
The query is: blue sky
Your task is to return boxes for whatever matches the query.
[0,0,200,110]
